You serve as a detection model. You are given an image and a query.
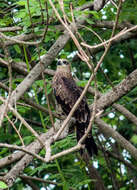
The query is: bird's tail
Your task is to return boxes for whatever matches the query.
[76,121,98,156]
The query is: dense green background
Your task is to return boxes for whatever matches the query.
[0,0,137,189]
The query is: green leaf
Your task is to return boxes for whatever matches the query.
[0,181,8,189]
[134,53,137,58]
[86,18,94,25]
[14,45,21,54]
[35,80,44,88]
[15,10,26,19]
[120,188,126,190]
[16,0,26,6]
[76,179,92,187]
[131,135,137,144]
[76,80,87,87]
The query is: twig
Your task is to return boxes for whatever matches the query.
[58,0,69,24]
[43,79,55,131]
[50,143,82,161]
[27,0,54,132]
[6,115,24,146]
[20,175,59,185]
[38,0,45,24]
[0,46,12,126]
[78,77,97,145]
[53,73,93,141]
[40,1,49,42]
[81,25,137,49]
[0,143,45,162]
[0,81,62,119]
[22,177,39,190]
[48,0,91,68]
[110,0,118,9]
[20,175,76,190]
[0,32,41,45]
[0,96,45,148]
[80,24,107,49]
[111,0,123,38]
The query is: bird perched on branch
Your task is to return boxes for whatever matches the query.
[52,59,97,156]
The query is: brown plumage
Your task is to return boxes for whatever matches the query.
[52,59,97,156]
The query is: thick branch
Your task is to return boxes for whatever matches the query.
[90,69,137,111]
[105,150,137,172]
[83,153,107,190]
[1,68,137,167]
[2,119,70,187]
[95,118,137,160]
[92,20,134,30]
[22,178,39,190]
[0,0,106,120]
[113,103,137,126]
[1,1,137,188]
[0,152,24,169]
[3,21,87,108]
[0,26,22,32]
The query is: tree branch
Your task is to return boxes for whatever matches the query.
[95,118,137,160]
[1,118,70,187]
[90,69,137,111]
[113,103,137,127]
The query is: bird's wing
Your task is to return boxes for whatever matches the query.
[53,74,98,156]
[54,76,89,122]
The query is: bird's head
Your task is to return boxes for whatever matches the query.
[57,59,71,72]
[57,59,70,66]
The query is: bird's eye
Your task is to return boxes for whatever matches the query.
[63,61,68,65]
[57,60,62,65]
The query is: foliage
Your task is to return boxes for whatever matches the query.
[0,0,137,190]
[0,181,8,189]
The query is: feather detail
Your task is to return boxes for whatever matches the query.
[52,64,98,156]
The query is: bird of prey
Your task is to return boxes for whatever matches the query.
[52,59,97,156]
